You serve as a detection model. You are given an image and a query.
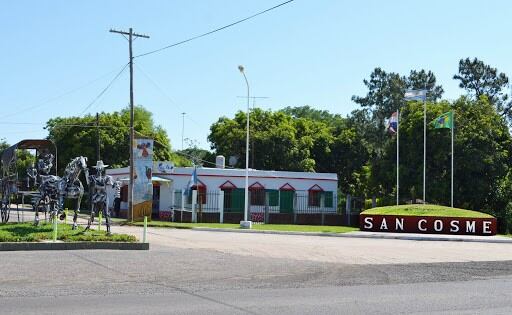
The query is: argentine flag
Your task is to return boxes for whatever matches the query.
[404,89,427,101]
[185,167,198,196]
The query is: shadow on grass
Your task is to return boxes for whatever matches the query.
[2,224,52,235]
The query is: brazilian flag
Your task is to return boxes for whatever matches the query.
[432,111,453,129]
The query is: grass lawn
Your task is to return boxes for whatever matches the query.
[128,221,358,234]
[361,204,494,218]
[0,223,137,242]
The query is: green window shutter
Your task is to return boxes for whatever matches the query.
[279,190,294,213]
[266,190,279,206]
[324,191,333,208]
[231,188,245,212]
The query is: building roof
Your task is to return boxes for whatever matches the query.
[108,164,338,182]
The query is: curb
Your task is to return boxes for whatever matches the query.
[190,227,512,244]
[0,242,149,251]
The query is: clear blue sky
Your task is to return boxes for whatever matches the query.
[1,0,510,150]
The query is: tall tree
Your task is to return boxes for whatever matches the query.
[208,109,314,171]
[46,105,185,172]
[453,57,509,106]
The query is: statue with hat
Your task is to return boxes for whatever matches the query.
[85,160,119,233]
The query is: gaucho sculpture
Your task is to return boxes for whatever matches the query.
[85,160,119,234]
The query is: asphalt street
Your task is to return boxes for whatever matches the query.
[1,226,512,314]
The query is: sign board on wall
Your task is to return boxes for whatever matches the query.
[155,161,174,174]
[131,137,154,221]
[359,214,497,236]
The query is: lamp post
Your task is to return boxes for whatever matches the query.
[238,65,252,229]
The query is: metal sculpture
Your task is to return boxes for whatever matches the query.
[33,156,89,229]
[85,160,118,234]
[0,176,15,223]
[1,140,57,223]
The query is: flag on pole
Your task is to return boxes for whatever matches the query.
[404,89,427,101]
[432,111,453,129]
[386,112,398,134]
[185,166,198,196]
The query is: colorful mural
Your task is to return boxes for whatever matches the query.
[132,137,153,221]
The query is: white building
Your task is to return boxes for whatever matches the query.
[106,160,338,220]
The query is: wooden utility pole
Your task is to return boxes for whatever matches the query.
[110,28,149,222]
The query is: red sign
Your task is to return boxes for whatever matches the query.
[359,214,497,236]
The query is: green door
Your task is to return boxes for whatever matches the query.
[229,188,245,213]
[279,190,294,213]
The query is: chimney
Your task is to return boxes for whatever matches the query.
[215,155,225,169]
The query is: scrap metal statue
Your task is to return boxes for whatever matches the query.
[85,160,118,234]
[33,156,89,229]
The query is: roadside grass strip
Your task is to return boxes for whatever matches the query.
[128,221,358,234]
[361,204,494,218]
[0,223,137,242]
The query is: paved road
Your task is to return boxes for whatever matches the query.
[2,226,512,314]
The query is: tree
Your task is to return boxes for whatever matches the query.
[46,105,184,172]
[453,58,509,108]
[177,138,215,167]
[208,109,315,171]
[208,107,371,195]
[352,68,444,120]
[373,96,512,220]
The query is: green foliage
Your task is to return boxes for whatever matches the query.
[177,139,216,167]
[45,105,180,172]
[208,107,370,194]
[208,108,319,171]
[453,57,509,107]
[362,204,494,218]
[0,223,136,242]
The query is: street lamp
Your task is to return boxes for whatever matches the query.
[238,65,252,229]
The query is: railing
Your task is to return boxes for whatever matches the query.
[171,189,340,224]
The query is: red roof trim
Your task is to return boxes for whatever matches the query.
[249,182,265,190]
[191,179,206,188]
[219,180,237,189]
[279,183,296,191]
[308,184,323,191]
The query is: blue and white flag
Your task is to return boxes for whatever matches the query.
[185,167,198,196]
[404,89,427,101]
[387,112,398,134]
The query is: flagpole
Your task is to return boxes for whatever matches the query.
[451,111,454,208]
[396,109,399,205]
[423,90,426,204]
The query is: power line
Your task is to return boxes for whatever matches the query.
[0,65,129,121]
[135,0,295,58]
[79,62,129,115]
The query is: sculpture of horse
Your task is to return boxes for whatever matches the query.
[34,156,89,229]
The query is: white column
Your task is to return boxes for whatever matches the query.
[218,190,224,224]
[192,190,197,223]
[181,190,185,212]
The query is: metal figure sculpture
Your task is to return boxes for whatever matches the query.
[0,176,16,223]
[33,156,89,229]
[1,139,57,223]
[85,160,118,234]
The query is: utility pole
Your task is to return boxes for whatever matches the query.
[96,112,100,163]
[237,96,269,169]
[110,28,149,222]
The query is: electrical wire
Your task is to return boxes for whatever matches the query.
[135,0,295,58]
[79,62,129,115]
[0,65,130,121]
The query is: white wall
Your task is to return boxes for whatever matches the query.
[106,165,339,213]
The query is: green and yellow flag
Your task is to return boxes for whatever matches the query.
[432,111,453,129]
